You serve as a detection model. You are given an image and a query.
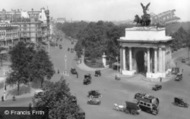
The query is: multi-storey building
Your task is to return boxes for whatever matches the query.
[0,8,50,47]
[0,23,20,48]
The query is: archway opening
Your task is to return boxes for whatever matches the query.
[136,51,146,73]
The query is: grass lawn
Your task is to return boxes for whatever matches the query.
[85,58,104,68]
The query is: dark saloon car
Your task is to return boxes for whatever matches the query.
[152,85,162,91]
[95,70,101,77]
[83,74,91,85]
[173,97,189,108]
[70,68,77,75]
[88,90,101,98]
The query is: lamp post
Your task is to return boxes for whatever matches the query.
[64,54,67,75]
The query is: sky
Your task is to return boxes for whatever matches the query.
[0,0,189,21]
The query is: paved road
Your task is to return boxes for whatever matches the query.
[49,37,190,119]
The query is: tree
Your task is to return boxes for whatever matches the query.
[56,21,88,39]
[106,26,125,59]
[171,27,188,50]
[35,79,82,119]
[75,21,126,63]
[29,49,55,87]
[6,41,55,95]
[186,33,190,59]
[0,47,8,66]
[6,41,36,95]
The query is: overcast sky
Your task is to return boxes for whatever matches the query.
[1,0,189,21]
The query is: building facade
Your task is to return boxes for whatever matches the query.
[0,8,50,46]
[118,27,173,79]
[0,23,20,48]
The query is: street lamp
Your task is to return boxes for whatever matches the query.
[64,54,69,76]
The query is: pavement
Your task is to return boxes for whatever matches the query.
[77,60,107,71]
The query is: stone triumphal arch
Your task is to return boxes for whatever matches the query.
[118,27,173,78]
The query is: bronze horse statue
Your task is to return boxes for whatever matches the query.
[134,3,151,26]
[134,14,151,26]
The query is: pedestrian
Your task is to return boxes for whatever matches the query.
[4,84,6,91]
[160,77,162,82]
[57,69,59,74]
[29,103,32,110]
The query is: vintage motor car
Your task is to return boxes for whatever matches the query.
[83,74,91,85]
[175,73,183,81]
[87,97,101,105]
[134,93,159,115]
[113,101,140,115]
[152,85,162,91]
[77,108,85,119]
[171,67,180,75]
[88,90,101,98]
[94,70,101,77]
[173,97,189,108]
[70,68,77,75]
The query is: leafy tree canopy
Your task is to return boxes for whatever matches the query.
[6,41,55,94]
[35,80,81,119]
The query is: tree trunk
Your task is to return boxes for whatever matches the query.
[17,82,20,95]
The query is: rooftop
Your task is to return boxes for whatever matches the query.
[119,26,172,42]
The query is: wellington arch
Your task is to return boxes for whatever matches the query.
[118,27,173,79]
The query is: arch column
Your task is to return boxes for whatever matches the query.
[147,48,150,73]
[129,47,132,71]
[159,48,163,73]
[123,47,126,70]
[162,48,166,72]
[120,47,123,72]
[154,48,158,73]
